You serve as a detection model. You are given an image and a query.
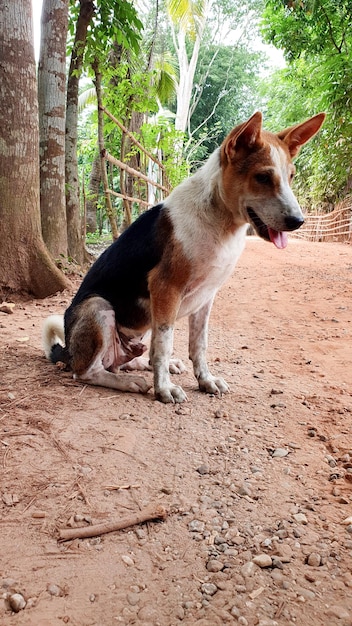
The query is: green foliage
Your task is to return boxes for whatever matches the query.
[189,43,266,159]
[152,52,179,105]
[262,0,352,61]
[261,0,352,208]
[140,118,189,187]
[159,132,189,187]
[85,230,112,245]
[166,0,207,36]
[260,61,352,208]
[104,64,159,120]
[68,0,143,62]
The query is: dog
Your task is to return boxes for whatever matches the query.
[43,111,325,403]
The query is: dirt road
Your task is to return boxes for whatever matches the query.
[1,238,351,626]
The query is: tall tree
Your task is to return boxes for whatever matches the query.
[85,153,101,233]
[166,0,263,136]
[38,0,69,259]
[65,0,95,264]
[188,43,264,160]
[66,0,143,257]
[0,0,69,296]
[167,0,210,133]
[92,58,119,239]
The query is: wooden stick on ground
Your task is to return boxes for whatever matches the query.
[58,504,167,542]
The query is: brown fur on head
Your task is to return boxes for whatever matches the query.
[218,111,325,243]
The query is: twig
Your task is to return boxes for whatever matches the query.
[1,430,38,437]
[100,446,148,466]
[104,484,140,491]
[3,445,11,468]
[68,482,91,506]
[4,393,33,408]
[275,600,286,619]
[58,503,167,541]
[21,482,52,513]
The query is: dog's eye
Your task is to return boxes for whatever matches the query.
[255,173,272,185]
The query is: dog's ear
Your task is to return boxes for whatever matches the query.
[224,111,263,161]
[277,113,326,158]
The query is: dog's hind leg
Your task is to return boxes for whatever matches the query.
[189,298,229,396]
[69,297,151,395]
[76,361,151,393]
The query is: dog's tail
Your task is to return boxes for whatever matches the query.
[42,315,70,365]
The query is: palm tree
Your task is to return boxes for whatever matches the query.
[166,0,210,132]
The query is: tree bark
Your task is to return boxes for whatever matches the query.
[65,0,95,264]
[38,0,69,259]
[0,0,69,297]
[93,59,119,240]
[86,152,101,233]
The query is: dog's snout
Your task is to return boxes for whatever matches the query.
[285,215,304,231]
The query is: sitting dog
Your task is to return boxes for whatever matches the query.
[43,111,325,403]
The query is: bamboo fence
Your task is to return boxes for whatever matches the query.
[290,199,352,243]
[100,107,170,218]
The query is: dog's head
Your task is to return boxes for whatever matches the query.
[220,111,326,248]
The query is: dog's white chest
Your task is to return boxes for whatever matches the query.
[178,225,247,317]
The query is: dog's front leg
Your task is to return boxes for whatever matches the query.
[150,322,187,403]
[149,283,187,404]
[189,298,229,396]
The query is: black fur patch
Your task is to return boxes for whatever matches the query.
[65,204,171,336]
[50,343,71,367]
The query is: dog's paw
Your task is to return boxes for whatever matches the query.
[198,376,229,396]
[169,358,187,374]
[120,357,152,372]
[155,384,188,404]
[126,376,152,394]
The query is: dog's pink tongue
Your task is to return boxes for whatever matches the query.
[268,228,288,249]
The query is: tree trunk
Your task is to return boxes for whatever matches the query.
[175,28,203,133]
[170,1,210,134]
[65,0,94,264]
[86,152,101,233]
[38,0,69,259]
[0,0,69,297]
[126,111,144,211]
[93,59,119,240]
